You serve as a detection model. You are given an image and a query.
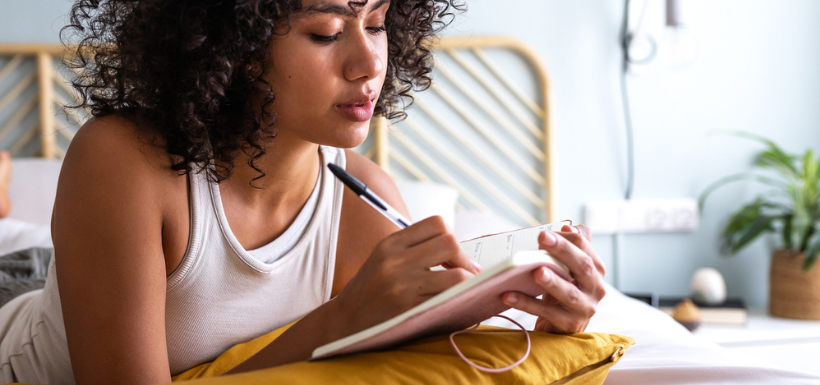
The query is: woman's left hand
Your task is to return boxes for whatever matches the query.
[501,224,607,334]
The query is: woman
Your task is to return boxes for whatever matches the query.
[0,1,606,384]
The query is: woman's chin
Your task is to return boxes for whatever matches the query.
[292,118,371,149]
[333,135,369,149]
[331,124,371,149]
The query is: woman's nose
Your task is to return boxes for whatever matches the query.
[343,31,384,82]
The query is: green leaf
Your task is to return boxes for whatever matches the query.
[800,226,816,253]
[782,213,794,249]
[720,199,781,254]
[802,236,820,271]
[721,200,763,244]
[699,173,788,210]
[726,214,776,254]
[719,130,800,178]
[717,130,777,148]
[757,148,799,179]
[803,149,816,181]
[802,150,820,219]
[703,131,819,258]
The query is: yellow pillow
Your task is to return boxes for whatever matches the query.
[171,324,634,385]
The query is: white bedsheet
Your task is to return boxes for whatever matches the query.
[485,284,820,384]
[0,218,52,255]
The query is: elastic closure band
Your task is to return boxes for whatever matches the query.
[449,315,531,373]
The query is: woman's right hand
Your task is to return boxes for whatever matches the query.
[332,216,481,336]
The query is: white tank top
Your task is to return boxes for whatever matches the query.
[0,145,345,384]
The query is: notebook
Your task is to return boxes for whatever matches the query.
[311,222,572,360]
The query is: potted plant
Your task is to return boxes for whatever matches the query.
[700,132,820,320]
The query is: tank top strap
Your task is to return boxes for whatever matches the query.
[166,166,210,289]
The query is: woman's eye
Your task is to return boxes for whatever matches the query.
[310,25,384,43]
[310,33,340,43]
[366,25,386,35]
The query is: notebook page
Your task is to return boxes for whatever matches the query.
[460,221,569,268]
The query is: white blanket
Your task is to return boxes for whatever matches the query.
[485,284,820,384]
[0,218,52,256]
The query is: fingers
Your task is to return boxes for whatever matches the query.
[533,266,602,314]
[499,230,608,334]
[577,225,592,241]
[561,224,577,235]
[502,291,590,333]
[561,224,592,242]
[414,232,481,275]
[421,268,474,295]
[501,265,603,333]
[538,231,605,291]
[377,216,480,275]
[546,229,605,277]
[387,216,451,248]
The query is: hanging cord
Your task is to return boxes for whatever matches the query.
[620,0,636,201]
[612,0,639,289]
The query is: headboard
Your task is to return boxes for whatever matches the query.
[0,36,554,227]
[356,36,555,226]
[0,44,85,159]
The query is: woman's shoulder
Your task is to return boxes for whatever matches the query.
[342,149,398,199]
[64,115,182,185]
[56,115,188,224]
[70,115,173,170]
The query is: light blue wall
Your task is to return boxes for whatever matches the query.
[0,0,71,43]
[443,0,820,307]
[4,0,820,307]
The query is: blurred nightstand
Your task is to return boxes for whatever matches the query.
[693,307,820,376]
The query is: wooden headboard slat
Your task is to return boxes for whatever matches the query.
[363,36,556,225]
[0,36,557,224]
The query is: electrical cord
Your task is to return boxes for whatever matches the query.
[621,0,636,201]
[612,0,638,290]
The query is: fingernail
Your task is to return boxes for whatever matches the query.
[542,231,557,246]
[537,267,552,284]
[472,261,483,273]
[571,226,580,234]
[505,293,518,304]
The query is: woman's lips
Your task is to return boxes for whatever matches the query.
[336,100,374,122]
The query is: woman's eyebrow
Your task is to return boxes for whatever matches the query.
[304,0,390,18]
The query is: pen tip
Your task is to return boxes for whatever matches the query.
[327,162,340,174]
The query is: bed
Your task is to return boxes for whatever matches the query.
[1,39,819,384]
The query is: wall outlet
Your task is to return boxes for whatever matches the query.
[585,199,699,234]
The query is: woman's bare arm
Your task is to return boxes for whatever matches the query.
[226,150,479,374]
[54,118,476,381]
[53,117,175,385]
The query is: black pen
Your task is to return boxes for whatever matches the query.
[327,163,413,229]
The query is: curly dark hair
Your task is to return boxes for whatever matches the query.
[61,0,464,182]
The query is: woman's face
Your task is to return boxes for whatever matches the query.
[265,0,389,149]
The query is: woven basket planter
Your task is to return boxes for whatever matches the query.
[769,249,820,320]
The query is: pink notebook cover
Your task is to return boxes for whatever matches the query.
[311,260,569,360]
